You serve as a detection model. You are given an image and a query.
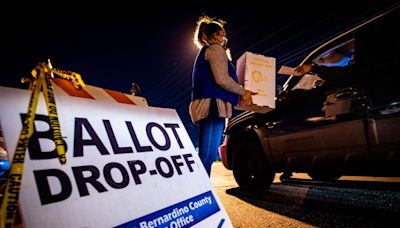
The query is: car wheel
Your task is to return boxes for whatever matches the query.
[307,171,342,181]
[232,140,274,190]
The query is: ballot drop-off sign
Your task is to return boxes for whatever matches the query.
[0,85,232,228]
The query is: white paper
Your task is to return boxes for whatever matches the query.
[292,74,324,90]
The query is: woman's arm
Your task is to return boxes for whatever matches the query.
[206,44,245,95]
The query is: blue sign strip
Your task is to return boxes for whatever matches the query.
[115,191,220,228]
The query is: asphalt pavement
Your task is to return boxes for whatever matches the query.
[211,161,400,228]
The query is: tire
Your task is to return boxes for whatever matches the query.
[232,140,274,190]
[307,171,342,181]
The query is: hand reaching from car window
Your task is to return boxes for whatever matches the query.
[294,64,313,76]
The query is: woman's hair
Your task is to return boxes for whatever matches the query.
[193,15,226,49]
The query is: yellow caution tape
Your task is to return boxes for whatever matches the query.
[41,62,67,165]
[53,68,86,89]
[1,75,42,228]
[0,59,83,228]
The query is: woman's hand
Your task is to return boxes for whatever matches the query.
[240,90,257,106]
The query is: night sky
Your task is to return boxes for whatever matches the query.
[1,1,398,147]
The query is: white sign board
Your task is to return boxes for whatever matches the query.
[0,85,232,228]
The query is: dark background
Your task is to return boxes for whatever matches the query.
[1,1,398,147]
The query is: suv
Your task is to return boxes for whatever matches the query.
[219,6,400,189]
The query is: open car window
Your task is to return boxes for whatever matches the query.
[290,38,355,91]
[312,39,355,67]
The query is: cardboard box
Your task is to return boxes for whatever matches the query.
[236,51,275,113]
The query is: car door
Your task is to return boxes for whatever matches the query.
[267,118,370,171]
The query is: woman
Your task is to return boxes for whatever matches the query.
[189,15,254,176]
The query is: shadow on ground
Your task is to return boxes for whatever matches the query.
[226,180,400,227]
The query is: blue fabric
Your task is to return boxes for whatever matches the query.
[192,46,239,105]
[198,100,225,176]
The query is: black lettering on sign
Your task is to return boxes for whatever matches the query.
[33,169,72,205]
[103,162,129,189]
[183,153,195,172]
[171,155,184,175]
[146,122,170,151]
[21,114,67,160]
[126,121,153,152]
[164,123,184,149]
[32,154,197,205]
[103,120,133,154]
[155,157,174,178]
[74,118,109,157]
[72,165,108,196]
[127,160,147,184]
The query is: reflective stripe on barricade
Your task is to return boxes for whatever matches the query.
[52,78,148,106]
